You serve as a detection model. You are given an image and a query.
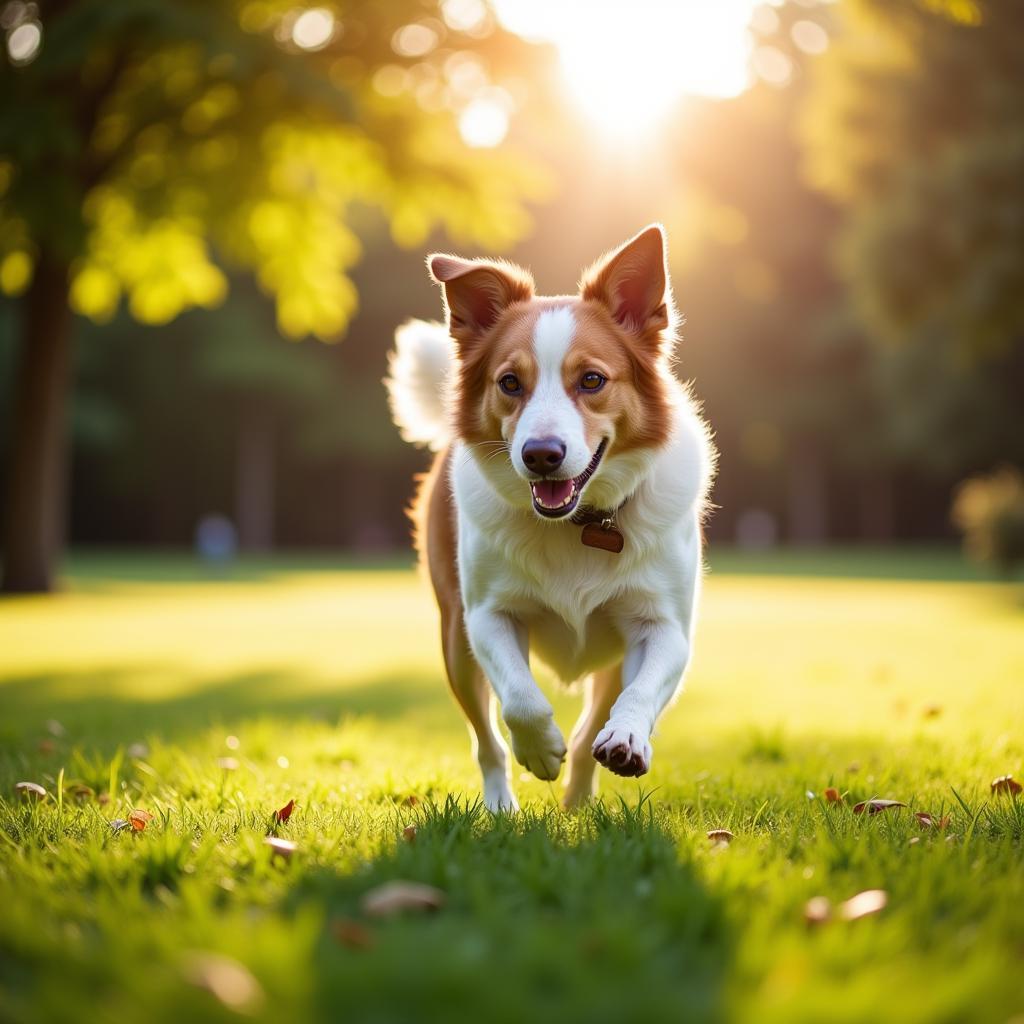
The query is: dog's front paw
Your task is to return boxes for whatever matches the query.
[592,722,651,777]
[505,711,567,781]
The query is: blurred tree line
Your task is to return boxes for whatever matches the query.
[1,0,1022,590]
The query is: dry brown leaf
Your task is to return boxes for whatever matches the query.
[402,824,417,843]
[852,798,906,815]
[823,787,842,803]
[264,837,297,860]
[274,799,296,823]
[914,812,950,830]
[400,795,419,807]
[183,953,264,1013]
[804,896,831,925]
[14,781,46,800]
[362,881,445,917]
[990,774,1022,796]
[839,889,888,921]
[128,808,155,832]
[707,829,734,845]
[331,918,375,949]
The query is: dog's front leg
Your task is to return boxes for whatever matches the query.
[465,607,567,781]
[592,623,689,777]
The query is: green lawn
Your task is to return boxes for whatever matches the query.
[1,550,1022,1024]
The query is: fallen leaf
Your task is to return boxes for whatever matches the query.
[274,799,296,823]
[839,889,888,921]
[852,798,906,815]
[400,795,419,807]
[804,896,831,925]
[990,774,1022,796]
[184,952,264,1013]
[217,757,239,772]
[914,812,950,830]
[128,808,155,832]
[15,781,46,800]
[402,824,417,843]
[824,787,842,803]
[362,881,445,917]
[331,918,375,949]
[707,829,734,845]
[264,837,297,861]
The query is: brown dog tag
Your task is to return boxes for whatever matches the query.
[581,521,624,553]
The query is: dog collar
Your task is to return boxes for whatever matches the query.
[571,501,626,554]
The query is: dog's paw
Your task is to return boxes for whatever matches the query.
[505,712,567,781]
[592,722,651,777]
[483,773,519,813]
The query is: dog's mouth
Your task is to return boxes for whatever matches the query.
[530,440,607,520]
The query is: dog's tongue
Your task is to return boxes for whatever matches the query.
[531,478,574,508]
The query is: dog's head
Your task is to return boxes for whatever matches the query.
[429,225,677,519]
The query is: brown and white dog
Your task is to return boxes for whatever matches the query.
[386,225,715,810]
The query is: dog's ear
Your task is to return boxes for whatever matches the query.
[579,225,674,343]
[428,254,534,344]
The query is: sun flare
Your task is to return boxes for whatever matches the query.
[493,0,758,139]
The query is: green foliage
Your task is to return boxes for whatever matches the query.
[1,556,1023,1022]
[0,0,549,338]
[802,0,1024,353]
[952,466,1024,574]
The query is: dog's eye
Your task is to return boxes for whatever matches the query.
[498,373,522,395]
[579,372,606,392]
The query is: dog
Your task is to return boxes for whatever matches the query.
[385,225,715,810]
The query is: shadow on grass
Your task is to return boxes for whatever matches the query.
[296,798,732,1024]
[0,665,448,749]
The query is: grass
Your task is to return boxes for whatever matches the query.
[1,548,1023,1024]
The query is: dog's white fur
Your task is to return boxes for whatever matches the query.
[387,229,714,810]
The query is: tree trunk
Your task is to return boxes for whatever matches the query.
[858,471,895,542]
[2,256,73,593]
[787,441,828,545]
[235,401,275,552]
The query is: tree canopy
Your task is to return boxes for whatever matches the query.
[0,0,548,339]
[802,0,1024,357]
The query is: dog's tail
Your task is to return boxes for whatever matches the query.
[385,319,454,451]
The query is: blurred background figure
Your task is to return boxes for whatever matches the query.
[195,512,237,569]
[1,0,1022,592]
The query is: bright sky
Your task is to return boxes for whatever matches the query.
[491,0,763,139]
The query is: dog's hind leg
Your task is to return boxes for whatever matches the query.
[441,607,517,812]
[562,665,621,809]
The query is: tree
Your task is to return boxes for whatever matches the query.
[0,0,546,591]
[801,0,1024,412]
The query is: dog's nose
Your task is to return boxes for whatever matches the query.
[522,437,566,474]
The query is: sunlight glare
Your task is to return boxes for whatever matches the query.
[291,8,335,51]
[492,0,758,139]
[459,93,510,148]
